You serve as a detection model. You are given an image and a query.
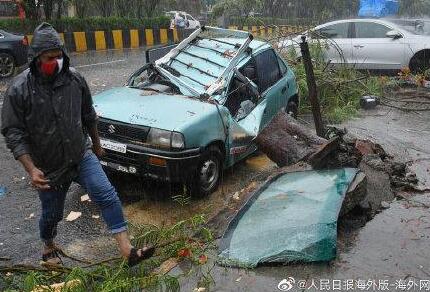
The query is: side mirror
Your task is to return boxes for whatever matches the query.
[386,30,402,39]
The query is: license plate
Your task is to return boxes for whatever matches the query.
[100,139,127,154]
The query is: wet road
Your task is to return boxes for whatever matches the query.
[1,49,430,291]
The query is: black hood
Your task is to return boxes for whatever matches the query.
[29,22,70,74]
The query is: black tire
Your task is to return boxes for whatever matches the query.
[189,145,223,198]
[0,53,15,78]
[286,100,298,119]
[410,51,430,74]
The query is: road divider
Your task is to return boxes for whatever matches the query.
[26,28,194,53]
[25,25,308,53]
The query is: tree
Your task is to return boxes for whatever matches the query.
[91,0,113,17]
[399,0,430,16]
[213,0,262,25]
[141,0,161,17]
[71,0,89,18]
[21,0,41,20]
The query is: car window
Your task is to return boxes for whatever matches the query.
[355,22,391,38]
[277,56,288,76]
[187,14,195,21]
[254,49,281,93]
[315,23,349,39]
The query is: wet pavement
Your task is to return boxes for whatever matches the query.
[1,48,430,291]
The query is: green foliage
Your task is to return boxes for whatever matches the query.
[0,16,171,34]
[1,214,214,291]
[280,41,384,124]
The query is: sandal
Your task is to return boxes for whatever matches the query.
[41,249,63,266]
[128,246,155,267]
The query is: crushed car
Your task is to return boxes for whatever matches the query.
[93,27,299,196]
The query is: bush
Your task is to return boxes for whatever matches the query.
[0,16,170,34]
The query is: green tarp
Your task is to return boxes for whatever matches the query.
[218,168,359,268]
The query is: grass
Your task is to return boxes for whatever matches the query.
[0,214,215,292]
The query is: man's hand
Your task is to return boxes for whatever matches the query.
[93,143,106,158]
[17,154,50,190]
[30,167,50,190]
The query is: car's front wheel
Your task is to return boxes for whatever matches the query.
[0,53,15,78]
[410,50,430,74]
[189,145,223,198]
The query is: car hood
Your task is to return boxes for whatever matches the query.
[93,87,216,131]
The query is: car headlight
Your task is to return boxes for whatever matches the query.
[171,132,185,149]
[146,128,185,150]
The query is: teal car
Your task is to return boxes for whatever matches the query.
[93,27,299,196]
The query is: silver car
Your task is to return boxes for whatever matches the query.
[280,18,430,72]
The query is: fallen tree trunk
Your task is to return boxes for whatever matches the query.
[256,113,339,168]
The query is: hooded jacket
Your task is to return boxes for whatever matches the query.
[1,23,97,187]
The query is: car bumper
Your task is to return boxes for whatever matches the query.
[100,143,203,182]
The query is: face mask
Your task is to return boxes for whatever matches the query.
[40,59,58,76]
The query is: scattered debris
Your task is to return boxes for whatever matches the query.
[91,215,100,219]
[0,186,6,197]
[80,194,90,202]
[232,192,240,201]
[236,277,242,282]
[360,95,379,110]
[193,288,206,292]
[65,211,82,222]
[26,213,35,220]
[381,201,390,209]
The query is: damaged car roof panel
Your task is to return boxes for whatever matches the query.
[156,27,269,94]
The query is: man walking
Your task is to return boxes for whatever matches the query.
[1,23,153,266]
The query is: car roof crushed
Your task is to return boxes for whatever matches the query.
[155,27,267,96]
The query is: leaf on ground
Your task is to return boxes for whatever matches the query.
[65,211,82,222]
[32,279,81,292]
[152,258,178,275]
[80,194,90,202]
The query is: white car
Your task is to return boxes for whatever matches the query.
[166,11,201,30]
[280,18,430,72]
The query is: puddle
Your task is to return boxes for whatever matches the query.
[117,154,277,227]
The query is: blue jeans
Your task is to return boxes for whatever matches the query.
[38,150,127,243]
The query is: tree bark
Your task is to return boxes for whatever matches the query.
[255,113,338,168]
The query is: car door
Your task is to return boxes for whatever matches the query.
[351,21,407,70]
[312,22,354,66]
[253,49,287,128]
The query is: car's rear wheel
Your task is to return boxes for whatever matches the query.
[286,100,298,119]
[0,53,15,78]
[189,145,223,198]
